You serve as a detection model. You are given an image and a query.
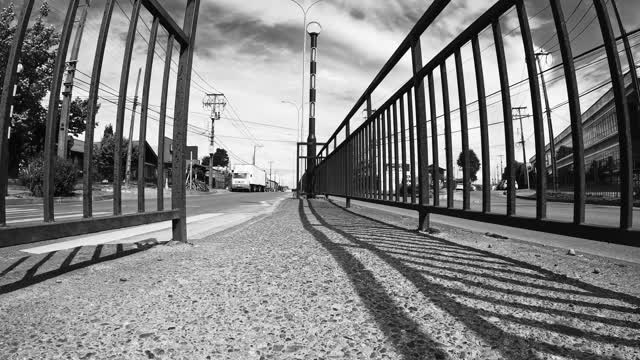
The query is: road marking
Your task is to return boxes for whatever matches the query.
[5,208,37,213]
[21,213,222,254]
[7,212,111,224]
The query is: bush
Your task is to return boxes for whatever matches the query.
[19,155,78,197]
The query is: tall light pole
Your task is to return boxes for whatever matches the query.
[306,21,321,198]
[287,0,324,144]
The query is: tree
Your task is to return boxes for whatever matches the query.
[65,97,100,136]
[1,3,99,176]
[202,148,229,167]
[456,149,481,182]
[94,125,136,182]
[2,2,58,175]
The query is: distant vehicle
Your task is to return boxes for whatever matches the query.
[231,165,266,192]
[455,183,464,191]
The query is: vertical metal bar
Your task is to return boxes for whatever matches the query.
[387,106,393,201]
[138,16,159,213]
[382,110,388,200]
[157,34,174,211]
[399,95,408,203]
[366,122,371,198]
[493,19,516,216]
[366,96,372,198]
[428,72,440,207]
[455,48,470,210]
[345,120,351,206]
[593,0,633,229]
[407,88,417,204]
[369,120,374,198]
[83,0,115,218]
[517,0,547,220]
[43,0,80,222]
[172,0,201,242]
[441,63,454,208]
[377,114,383,199]
[113,0,142,216]
[296,144,300,198]
[392,103,400,201]
[360,129,365,197]
[550,0,585,224]
[371,118,376,198]
[472,35,491,213]
[356,130,361,197]
[0,0,36,226]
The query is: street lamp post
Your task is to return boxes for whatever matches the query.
[287,0,324,144]
[306,21,321,198]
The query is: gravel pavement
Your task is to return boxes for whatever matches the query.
[1,198,639,359]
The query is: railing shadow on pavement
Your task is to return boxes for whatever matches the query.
[297,199,449,360]
[0,242,153,295]
[300,199,640,360]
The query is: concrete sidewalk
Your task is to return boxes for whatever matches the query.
[1,198,639,359]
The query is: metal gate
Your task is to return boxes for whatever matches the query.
[0,0,200,247]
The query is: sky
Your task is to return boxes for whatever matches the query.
[2,0,640,187]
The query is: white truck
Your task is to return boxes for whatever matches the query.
[231,164,266,192]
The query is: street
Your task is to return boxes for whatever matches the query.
[4,191,288,225]
[2,191,289,255]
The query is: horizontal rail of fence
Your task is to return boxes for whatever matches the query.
[0,0,200,247]
[311,0,640,245]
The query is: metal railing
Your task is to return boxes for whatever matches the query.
[308,0,639,245]
[0,0,200,247]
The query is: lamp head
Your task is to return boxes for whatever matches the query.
[16,62,23,74]
[306,21,322,35]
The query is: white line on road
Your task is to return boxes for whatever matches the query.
[7,212,111,224]
[21,213,223,254]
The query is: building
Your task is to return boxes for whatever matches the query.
[131,141,159,183]
[530,72,640,196]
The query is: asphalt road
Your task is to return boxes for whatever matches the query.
[462,190,640,228]
[5,191,289,225]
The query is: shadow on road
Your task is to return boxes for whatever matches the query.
[0,243,152,295]
[300,199,640,360]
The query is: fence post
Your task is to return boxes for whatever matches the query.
[410,37,431,232]
[172,0,200,242]
[0,0,36,226]
[345,119,351,207]
[43,0,80,222]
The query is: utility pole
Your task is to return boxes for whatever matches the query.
[252,144,263,165]
[125,68,142,188]
[269,160,273,191]
[202,93,226,190]
[57,0,90,159]
[535,52,558,192]
[498,154,504,185]
[513,106,531,190]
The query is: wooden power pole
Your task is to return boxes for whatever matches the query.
[125,68,142,188]
[57,0,90,159]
